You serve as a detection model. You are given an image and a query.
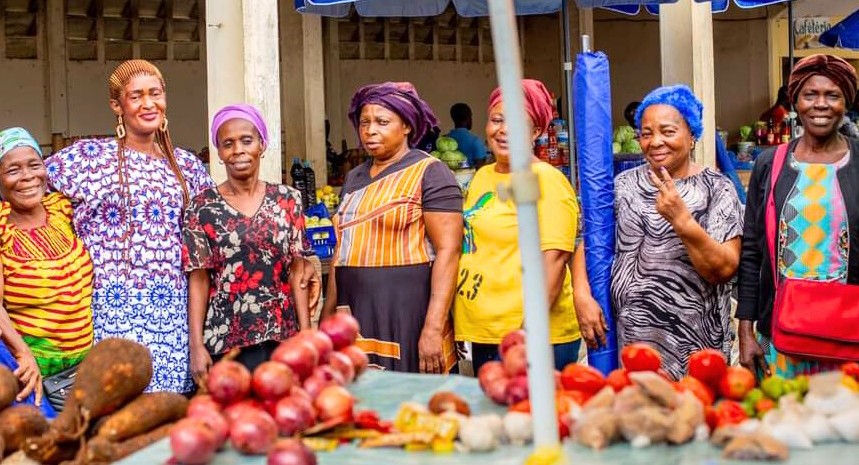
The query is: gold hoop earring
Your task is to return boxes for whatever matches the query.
[116,116,126,139]
[160,117,169,132]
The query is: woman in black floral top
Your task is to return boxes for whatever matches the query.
[183,104,310,383]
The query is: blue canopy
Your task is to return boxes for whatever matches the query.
[294,0,563,17]
[590,0,788,15]
[820,9,859,50]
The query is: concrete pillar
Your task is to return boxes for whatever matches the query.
[45,0,69,152]
[659,0,716,168]
[205,0,282,184]
[281,6,327,185]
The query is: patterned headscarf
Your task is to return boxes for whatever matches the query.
[635,85,704,140]
[348,82,438,147]
[0,127,42,161]
[211,104,269,147]
[788,54,858,105]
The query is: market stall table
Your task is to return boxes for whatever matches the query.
[118,370,859,465]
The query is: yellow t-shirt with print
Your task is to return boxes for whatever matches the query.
[454,161,580,345]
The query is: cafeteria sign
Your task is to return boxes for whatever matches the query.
[794,17,833,49]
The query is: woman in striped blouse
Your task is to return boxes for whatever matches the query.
[323,82,463,373]
[0,127,93,408]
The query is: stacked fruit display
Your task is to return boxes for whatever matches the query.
[169,313,369,465]
[315,185,340,213]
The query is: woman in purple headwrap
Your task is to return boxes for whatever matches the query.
[182,104,310,380]
[321,82,463,374]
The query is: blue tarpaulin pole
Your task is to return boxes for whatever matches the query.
[574,50,618,375]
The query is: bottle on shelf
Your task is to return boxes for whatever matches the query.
[303,161,317,209]
[766,118,776,146]
[290,157,308,208]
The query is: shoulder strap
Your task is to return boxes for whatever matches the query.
[765,143,790,285]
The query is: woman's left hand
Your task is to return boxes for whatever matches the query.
[418,327,445,374]
[648,167,692,227]
[13,349,42,405]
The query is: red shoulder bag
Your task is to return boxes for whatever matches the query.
[765,143,859,361]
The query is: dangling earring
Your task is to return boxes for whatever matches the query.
[160,117,169,132]
[116,115,126,139]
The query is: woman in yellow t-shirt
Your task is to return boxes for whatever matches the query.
[454,80,581,374]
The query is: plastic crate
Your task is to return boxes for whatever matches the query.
[307,225,336,259]
[613,153,645,177]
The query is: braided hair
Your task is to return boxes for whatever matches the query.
[109,59,190,206]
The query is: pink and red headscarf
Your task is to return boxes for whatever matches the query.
[210,104,269,147]
[487,79,555,135]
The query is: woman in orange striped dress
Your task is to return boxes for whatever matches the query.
[0,127,93,408]
[323,83,463,373]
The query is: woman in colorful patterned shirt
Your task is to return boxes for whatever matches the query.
[454,80,582,374]
[612,85,743,380]
[183,104,310,382]
[738,55,859,378]
[0,127,92,411]
[46,60,215,393]
[323,82,463,373]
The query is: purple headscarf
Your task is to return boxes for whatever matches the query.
[211,104,269,147]
[347,82,438,147]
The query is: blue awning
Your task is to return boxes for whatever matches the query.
[294,0,564,18]
[820,9,859,50]
[590,0,788,16]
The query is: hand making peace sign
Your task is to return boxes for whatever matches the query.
[647,166,692,227]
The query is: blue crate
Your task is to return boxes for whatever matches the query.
[307,225,336,258]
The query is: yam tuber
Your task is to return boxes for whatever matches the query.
[0,366,18,411]
[0,405,49,454]
[573,407,619,450]
[628,371,678,408]
[98,392,188,442]
[86,423,173,463]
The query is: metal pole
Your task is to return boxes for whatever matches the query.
[561,0,578,187]
[487,0,559,452]
[787,0,797,135]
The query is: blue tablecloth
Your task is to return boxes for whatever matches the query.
[118,370,859,465]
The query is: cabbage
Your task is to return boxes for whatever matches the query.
[613,125,636,144]
[440,150,466,170]
[621,140,641,154]
[430,150,442,159]
[436,136,458,152]
[612,142,622,154]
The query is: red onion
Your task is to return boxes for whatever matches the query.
[319,313,360,350]
[272,396,317,436]
[206,360,251,405]
[267,438,318,465]
[189,409,229,449]
[187,394,222,417]
[252,361,296,401]
[290,386,313,404]
[170,418,218,465]
[229,409,278,455]
[313,385,355,422]
[504,375,530,405]
[503,344,528,377]
[327,351,356,384]
[499,329,526,358]
[224,399,266,424]
[272,339,319,381]
[339,345,369,378]
[477,360,507,391]
[484,376,509,405]
[297,329,334,364]
[302,370,337,398]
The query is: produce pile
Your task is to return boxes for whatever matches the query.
[314,185,340,214]
[1,338,187,464]
[430,137,467,170]
[477,332,859,461]
[612,126,641,155]
[170,312,369,465]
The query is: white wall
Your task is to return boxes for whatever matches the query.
[0,60,49,150]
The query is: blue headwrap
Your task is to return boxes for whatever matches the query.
[635,85,704,140]
[0,127,42,161]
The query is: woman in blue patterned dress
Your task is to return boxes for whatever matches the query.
[46,60,214,393]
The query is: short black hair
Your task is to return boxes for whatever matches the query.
[450,103,472,125]
[624,101,641,127]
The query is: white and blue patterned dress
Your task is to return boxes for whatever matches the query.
[47,139,214,393]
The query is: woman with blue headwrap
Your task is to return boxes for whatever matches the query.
[0,127,94,417]
[611,86,743,380]
[182,104,310,382]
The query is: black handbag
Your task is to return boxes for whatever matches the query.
[43,364,78,411]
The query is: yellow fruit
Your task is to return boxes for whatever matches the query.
[323,185,334,194]
[405,443,429,452]
[525,445,568,465]
[842,374,859,392]
[431,438,454,453]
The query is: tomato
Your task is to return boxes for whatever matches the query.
[605,368,632,393]
[557,412,572,439]
[714,400,748,428]
[677,376,715,406]
[559,364,606,395]
[688,349,727,388]
[704,405,719,431]
[620,343,662,372]
[842,362,859,380]
[718,366,756,401]
[509,399,531,413]
[558,389,590,407]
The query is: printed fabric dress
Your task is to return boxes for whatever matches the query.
[759,152,850,377]
[0,192,93,375]
[611,166,743,380]
[182,183,308,356]
[335,150,462,373]
[46,139,214,393]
